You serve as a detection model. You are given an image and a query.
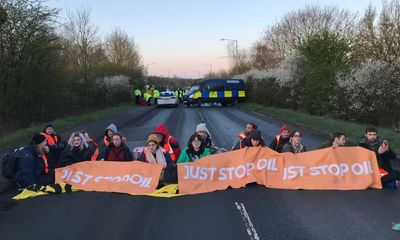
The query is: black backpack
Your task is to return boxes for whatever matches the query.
[2,147,26,179]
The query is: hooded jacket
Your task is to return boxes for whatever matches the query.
[153,124,181,160]
[104,123,118,146]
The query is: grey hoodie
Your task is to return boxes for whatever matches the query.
[105,123,118,136]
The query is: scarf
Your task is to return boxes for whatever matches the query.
[145,148,167,168]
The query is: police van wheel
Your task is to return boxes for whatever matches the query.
[186,103,191,108]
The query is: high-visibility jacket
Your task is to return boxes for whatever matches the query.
[103,136,111,147]
[42,155,49,174]
[135,89,141,96]
[144,92,152,101]
[87,137,99,160]
[153,89,160,98]
[41,132,59,145]
[274,135,281,151]
[163,136,177,161]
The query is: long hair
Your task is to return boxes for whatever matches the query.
[67,132,88,150]
[187,133,205,153]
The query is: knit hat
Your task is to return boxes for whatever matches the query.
[147,134,159,144]
[250,130,262,141]
[32,133,46,145]
[44,123,54,130]
[279,124,290,134]
[196,123,210,136]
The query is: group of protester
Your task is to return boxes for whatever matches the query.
[9,121,400,190]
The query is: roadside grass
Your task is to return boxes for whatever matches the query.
[240,102,400,153]
[0,104,134,149]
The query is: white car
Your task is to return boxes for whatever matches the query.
[157,91,178,107]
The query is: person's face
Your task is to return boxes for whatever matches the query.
[147,141,157,154]
[281,130,290,138]
[45,127,54,135]
[251,139,260,146]
[72,137,81,147]
[292,132,302,144]
[365,132,377,142]
[107,129,114,138]
[197,131,207,139]
[192,137,202,150]
[112,136,122,147]
[335,135,346,146]
[246,124,253,133]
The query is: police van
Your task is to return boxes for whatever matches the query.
[183,79,245,107]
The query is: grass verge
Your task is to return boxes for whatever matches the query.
[240,102,400,153]
[0,104,134,149]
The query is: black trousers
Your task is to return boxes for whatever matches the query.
[381,170,400,186]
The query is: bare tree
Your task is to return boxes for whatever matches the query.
[62,8,100,83]
[261,5,358,60]
[105,28,142,70]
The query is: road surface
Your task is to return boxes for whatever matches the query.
[0,105,399,240]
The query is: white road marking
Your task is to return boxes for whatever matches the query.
[235,202,260,240]
[198,110,205,122]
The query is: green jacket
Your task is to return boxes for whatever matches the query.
[177,147,211,163]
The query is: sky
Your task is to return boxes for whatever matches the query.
[45,0,381,78]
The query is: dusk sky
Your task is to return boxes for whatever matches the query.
[46,0,381,78]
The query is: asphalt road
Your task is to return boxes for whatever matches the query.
[1,104,399,240]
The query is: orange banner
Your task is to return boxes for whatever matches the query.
[55,161,163,194]
[178,147,382,195]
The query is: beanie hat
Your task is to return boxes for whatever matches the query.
[147,134,159,144]
[250,130,262,141]
[196,123,210,136]
[279,124,290,134]
[44,123,54,130]
[32,133,46,145]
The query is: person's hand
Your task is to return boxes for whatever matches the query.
[378,140,389,154]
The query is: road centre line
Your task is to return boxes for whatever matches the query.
[235,202,260,240]
[198,110,205,122]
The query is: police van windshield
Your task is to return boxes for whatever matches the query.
[188,85,200,93]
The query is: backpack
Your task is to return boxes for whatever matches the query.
[2,147,25,179]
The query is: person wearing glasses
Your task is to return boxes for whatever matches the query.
[177,133,211,163]
[281,130,306,154]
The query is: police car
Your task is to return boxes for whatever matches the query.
[157,91,178,107]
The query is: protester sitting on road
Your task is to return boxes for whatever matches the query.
[195,123,217,153]
[269,124,291,153]
[232,130,266,150]
[41,123,62,146]
[40,123,65,158]
[138,134,177,185]
[57,132,96,168]
[282,130,306,153]
[177,133,211,163]
[232,122,257,150]
[15,133,56,188]
[102,132,133,161]
[103,123,118,147]
[153,123,181,161]
[80,130,99,160]
[357,127,400,188]
[319,132,348,149]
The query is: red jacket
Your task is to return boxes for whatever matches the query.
[154,124,181,161]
